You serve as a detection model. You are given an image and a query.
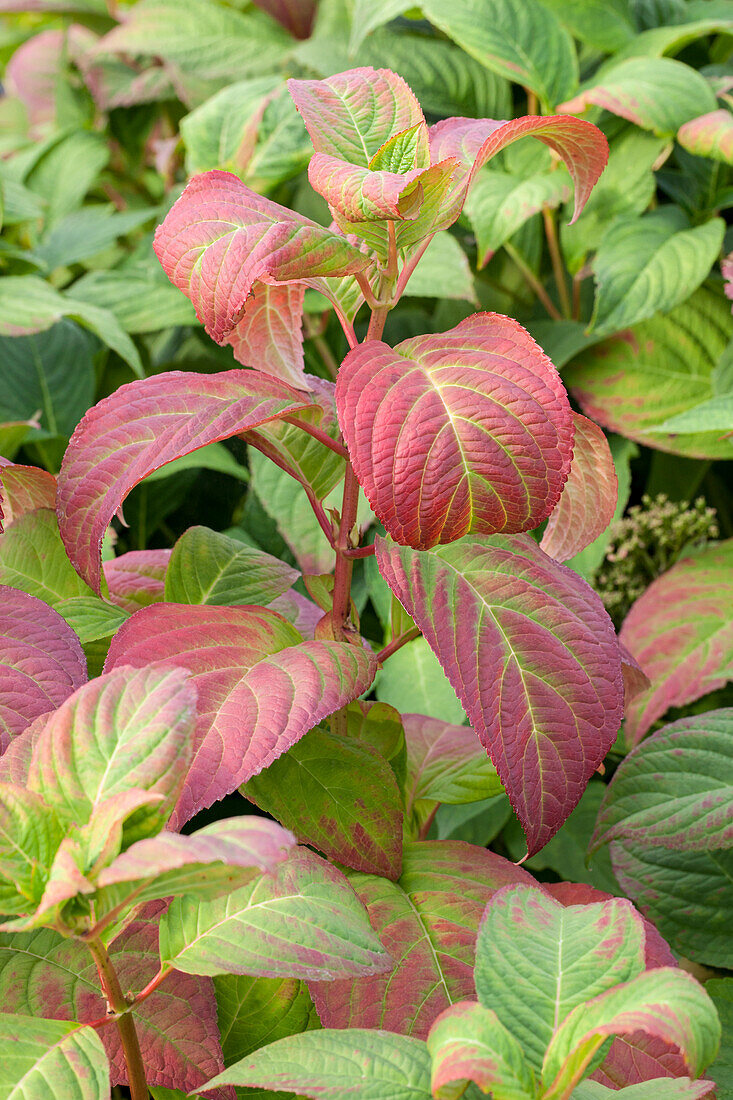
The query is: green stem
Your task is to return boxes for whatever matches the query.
[504,242,562,321]
[542,207,571,319]
[87,938,149,1100]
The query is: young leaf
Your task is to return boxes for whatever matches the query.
[337,313,574,550]
[164,525,298,607]
[0,585,86,751]
[159,845,391,981]
[427,1001,535,1100]
[593,710,733,853]
[0,461,56,530]
[56,369,311,594]
[105,604,376,825]
[541,968,720,1098]
[375,534,624,855]
[474,885,646,1073]
[309,840,535,1037]
[27,665,197,842]
[307,155,437,223]
[402,713,503,812]
[0,783,65,915]
[103,548,171,613]
[0,1015,109,1100]
[540,413,618,564]
[201,1028,432,1099]
[619,539,733,745]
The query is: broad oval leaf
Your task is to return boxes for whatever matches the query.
[309,840,535,1037]
[57,369,311,594]
[159,845,391,981]
[337,313,574,550]
[678,109,733,165]
[540,413,617,564]
[0,585,86,751]
[375,534,624,855]
[593,709,733,853]
[427,1001,534,1100]
[619,539,733,745]
[0,1015,109,1100]
[164,525,298,607]
[214,972,320,1069]
[103,549,170,613]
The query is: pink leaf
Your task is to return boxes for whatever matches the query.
[288,68,426,166]
[308,154,431,223]
[104,605,375,826]
[56,369,311,594]
[337,313,574,550]
[619,642,652,709]
[252,0,316,38]
[540,412,618,563]
[0,460,57,534]
[678,109,733,165]
[153,170,371,377]
[0,586,86,754]
[375,534,624,855]
[402,713,501,813]
[428,114,608,226]
[723,253,733,309]
[619,539,733,745]
[5,28,64,130]
[223,283,307,390]
[309,840,535,1037]
[103,549,171,613]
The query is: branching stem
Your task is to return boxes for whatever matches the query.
[376,626,421,664]
[86,938,149,1100]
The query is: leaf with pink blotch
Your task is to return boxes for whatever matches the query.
[375,533,624,855]
[337,313,574,550]
[153,170,371,384]
[620,539,733,745]
[309,840,535,1038]
[427,1001,534,1100]
[103,549,171,613]
[0,906,228,1094]
[104,604,376,826]
[0,460,56,534]
[0,586,86,753]
[541,413,617,564]
[56,369,311,595]
[678,109,733,165]
[402,713,503,813]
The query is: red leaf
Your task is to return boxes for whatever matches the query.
[540,412,617,563]
[337,313,574,550]
[223,283,307,390]
[309,840,535,1037]
[252,0,316,38]
[0,586,86,754]
[375,534,625,855]
[103,549,171,613]
[105,605,376,826]
[56,369,310,595]
[0,460,56,534]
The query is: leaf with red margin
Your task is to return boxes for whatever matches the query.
[308,840,535,1037]
[0,460,56,534]
[402,713,503,813]
[427,1001,534,1100]
[540,413,617,564]
[103,549,171,613]
[619,539,733,746]
[56,369,311,595]
[428,114,609,227]
[678,109,733,165]
[288,68,427,166]
[152,170,371,379]
[0,906,228,1093]
[0,586,86,754]
[307,155,432,223]
[337,313,574,550]
[375,534,624,855]
[104,604,376,827]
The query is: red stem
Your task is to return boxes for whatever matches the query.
[282,416,349,459]
[376,626,421,664]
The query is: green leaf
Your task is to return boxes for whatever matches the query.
[404,232,477,303]
[535,0,635,51]
[474,884,646,1073]
[200,1028,433,1098]
[54,597,129,645]
[243,722,404,879]
[427,1000,535,1100]
[403,713,503,811]
[707,979,733,1100]
[142,442,250,484]
[466,166,570,267]
[0,1015,109,1099]
[376,637,466,725]
[164,525,298,607]
[215,973,320,1067]
[572,1082,715,1099]
[0,509,96,610]
[31,206,158,273]
[180,75,283,175]
[0,784,65,916]
[23,130,108,225]
[651,393,733,435]
[348,0,414,52]
[542,968,720,1096]
[159,845,391,980]
[565,288,733,459]
[66,263,198,334]
[590,210,725,336]
[421,0,578,109]
[612,14,733,61]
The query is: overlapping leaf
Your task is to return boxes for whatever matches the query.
[375,534,624,855]
[309,840,534,1036]
[214,972,320,1068]
[678,109,733,165]
[0,509,96,609]
[540,413,617,564]
[338,313,574,550]
[0,1015,109,1100]
[103,549,170,612]
[0,586,86,751]
[56,369,311,594]
[0,461,56,532]
[0,784,65,915]
[164,525,298,606]
[427,1001,534,1100]
[466,164,571,267]
[619,539,733,745]
[402,713,502,812]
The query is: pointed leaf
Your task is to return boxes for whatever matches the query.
[103,549,170,613]
[309,840,535,1037]
[243,722,403,878]
[474,884,646,1073]
[0,585,86,752]
[466,166,571,267]
[164,525,298,607]
[573,1083,713,1099]
[57,369,311,594]
[678,109,733,165]
[0,461,56,532]
[619,540,733,745]
[375,534,624,855]
[403,713,502,813]
[27,665,197,842]
[0,783,65,915]
[308,154,437,224]
[405,231,477,303]
[53,596,128,645]
[338,313,574,550]
[0,1016,109,1099]
[427,1001,534,1100]
[159,845,391,981]
[542,968,720,1097]
[540,413,617,564]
